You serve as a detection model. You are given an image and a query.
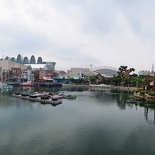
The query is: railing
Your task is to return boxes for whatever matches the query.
[7,81,62,87]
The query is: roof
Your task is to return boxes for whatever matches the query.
[43,77,53,81]
[25,64,46,69]
[94,68,118,77]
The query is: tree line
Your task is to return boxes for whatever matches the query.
[89,65,146,88]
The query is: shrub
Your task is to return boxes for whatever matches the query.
[134,89,143,93]
[148,91,155,96]
[140,91,145,95]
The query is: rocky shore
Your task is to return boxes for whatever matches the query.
[134,92,155,103]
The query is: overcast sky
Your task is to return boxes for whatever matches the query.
[0,0,155,72]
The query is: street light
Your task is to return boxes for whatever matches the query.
[90,64,93,75]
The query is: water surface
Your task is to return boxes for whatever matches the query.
[0,88,155,155]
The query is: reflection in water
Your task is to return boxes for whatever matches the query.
[144,107,148,120]
[1,87,155,154]
[143,107,155,125]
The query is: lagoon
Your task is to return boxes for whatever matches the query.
[0,87,155,155]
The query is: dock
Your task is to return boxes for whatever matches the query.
[11,94,62,106]
[11,92,76,106]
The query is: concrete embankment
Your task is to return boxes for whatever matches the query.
[62,84,136,91]
[62,84,89,88]
[90,84,136,91]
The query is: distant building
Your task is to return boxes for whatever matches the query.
[67,68,91,79]
[3,54,56,66]
[21,68,34,82]
[25,62,56,71]
[0,60,26,70]
[93,66,118,77]
[0,54,56,82]
[10,68,21,80]
[138,70,154,76]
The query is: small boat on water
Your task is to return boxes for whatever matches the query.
[20,80,34,87]
[51,94,65,100]
[64,95,76,100]
[15,92,20,95]
[12,90,77,107]
[29,94,38,98]
[21,93,29,97]
[127,98,137,104]
[41,94,50,99]
[0,82,13,90]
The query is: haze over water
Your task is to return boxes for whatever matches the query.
[0,87,155,155]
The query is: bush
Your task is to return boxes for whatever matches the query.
[140,91,145,95]
[148,91,155,96]
[134,89,139,93]
[134,89,143,93]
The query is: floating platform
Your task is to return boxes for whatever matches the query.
[11,94,62,106]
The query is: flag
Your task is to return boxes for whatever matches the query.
[145,74,150,90]
[153,74,155,90]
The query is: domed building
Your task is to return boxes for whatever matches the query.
[30,55,36,64]
[93,66,118,77]
[11,57,17,62]
[23,57,29,64]
[37,57,42,64]
[5,56,12,61]
[17,54,23,64]
[1,54,56,71]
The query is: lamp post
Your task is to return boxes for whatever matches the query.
[90,64,93,76]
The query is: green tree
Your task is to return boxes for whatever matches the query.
[117,66,135,86]
[118,66,135,79]
[111,76,122,86]
[89,75,98,84]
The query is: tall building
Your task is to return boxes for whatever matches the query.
[2,54,56,70]
[3,54,55,66]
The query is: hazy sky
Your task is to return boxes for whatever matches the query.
[0,0,154,72]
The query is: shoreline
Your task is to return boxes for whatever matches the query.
[62,84,136,91]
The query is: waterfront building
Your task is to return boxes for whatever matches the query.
[0,60,26,70]
[67,68,91,78]
[39,70,53,80]
[9,68,22,81]
[0,62,25,82]
[0,52,56,83]
[21,67,34,82]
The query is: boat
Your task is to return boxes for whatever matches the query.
[15,92,20,95]
[29,94,38,98]
[21,93,29,97]
[20,80,34,87]
[41,94,50,99]
[0,82,13,90]
[127,98,137,104]
[64,95,76,100]
[52,95,64,101]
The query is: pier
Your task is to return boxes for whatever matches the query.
[11,94,62,106]
[11,92,76,106]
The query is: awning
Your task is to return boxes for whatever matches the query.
[43,77,53,81]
